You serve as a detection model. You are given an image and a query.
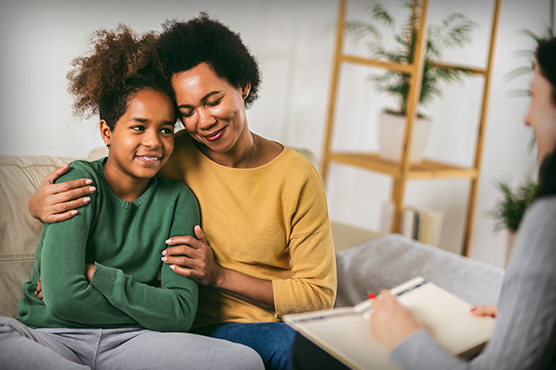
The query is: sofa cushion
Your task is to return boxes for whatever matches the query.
[335,234,505,308]
[0,155,76,317]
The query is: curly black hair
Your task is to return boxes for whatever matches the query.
[157,13,262,108]
[67,24,175,129]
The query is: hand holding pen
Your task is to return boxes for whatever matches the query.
[369,290,422,350]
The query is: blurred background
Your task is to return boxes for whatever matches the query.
[0,0,552,267]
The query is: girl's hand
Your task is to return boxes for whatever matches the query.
[162,225,223,286]
[471,304,497,318]
[28,164,96,223]
[370,290,421,350]
[85,264,95,282]
[34,276,43,300]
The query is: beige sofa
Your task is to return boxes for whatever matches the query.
[0,152,504,319]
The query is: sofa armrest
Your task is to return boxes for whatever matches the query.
[0,154,78,317]
[331,222,382,252]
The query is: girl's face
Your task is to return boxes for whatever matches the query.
[171,62,250,155]
[525,65,556,164]
[101,88,175,182]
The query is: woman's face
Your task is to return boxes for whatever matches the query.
[525,65,556,164]
[171,62,249,154]
[102,89,176,181]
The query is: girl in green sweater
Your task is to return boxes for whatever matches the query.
[0,26,262,370]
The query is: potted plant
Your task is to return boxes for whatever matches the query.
[492,178,538,265]
[345,0,476,162]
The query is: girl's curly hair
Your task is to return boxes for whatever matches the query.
[67,24,174,129]
[157,13,261,109]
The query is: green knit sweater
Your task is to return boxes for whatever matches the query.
[17,158,200,332]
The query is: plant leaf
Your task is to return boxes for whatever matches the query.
[344,0,476,111]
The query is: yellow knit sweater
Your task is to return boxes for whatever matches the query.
[162,132,337,325]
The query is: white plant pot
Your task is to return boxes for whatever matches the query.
[505,230,516,267]
[377,112,432,163]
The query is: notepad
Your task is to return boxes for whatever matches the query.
[284,277,496,370]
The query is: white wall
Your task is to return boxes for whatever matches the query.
[0,0,551,267]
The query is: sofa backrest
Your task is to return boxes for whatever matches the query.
[0,154,77,317]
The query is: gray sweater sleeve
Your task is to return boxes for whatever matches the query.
[391,196,556,370]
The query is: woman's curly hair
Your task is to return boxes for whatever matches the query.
[67,24,175,129]
[157,13,262,109]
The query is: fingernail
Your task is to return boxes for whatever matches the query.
[170,265,176,270]
[162,250,167,255]
[71,210,78,216]
[470,307,477,312]
[83,197,91,203]
[85,179,93,185]
[34,291,37,296]
[89,187,96,192]
[165,239,171,244]
[161,256,167,262]
[368,293,377,300]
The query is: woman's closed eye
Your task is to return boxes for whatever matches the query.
[180,110,193,118]
[179,97,222,119]
[207,97,223,107]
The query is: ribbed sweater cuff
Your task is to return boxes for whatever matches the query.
[91,262,117,297]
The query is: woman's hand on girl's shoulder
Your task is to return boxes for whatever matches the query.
[28,164,96,223]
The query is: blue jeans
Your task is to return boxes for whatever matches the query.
[192,322,295,370]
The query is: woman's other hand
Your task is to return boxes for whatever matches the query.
[162,225,223,286]
[470,305,497,318]
[28,164,96,223]
[370,290,421,350]
[163,226,274,310]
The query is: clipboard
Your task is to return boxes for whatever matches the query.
[284,277,496,370]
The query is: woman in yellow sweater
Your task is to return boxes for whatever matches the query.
[29,13,337,370]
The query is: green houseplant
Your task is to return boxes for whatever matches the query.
[346,0,476,117]
[492,178,538,266]
[345,0,476,162]
[506,26,554,101]
[492,179,538,233]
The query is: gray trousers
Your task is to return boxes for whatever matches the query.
[0,316,264,370]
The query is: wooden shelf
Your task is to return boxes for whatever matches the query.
[328,152,479,179]
[321,0,501,256]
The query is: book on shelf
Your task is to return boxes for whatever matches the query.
[284,277,495,370]
[380,202,443,246]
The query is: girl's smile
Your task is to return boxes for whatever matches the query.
[101,88,176,200]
